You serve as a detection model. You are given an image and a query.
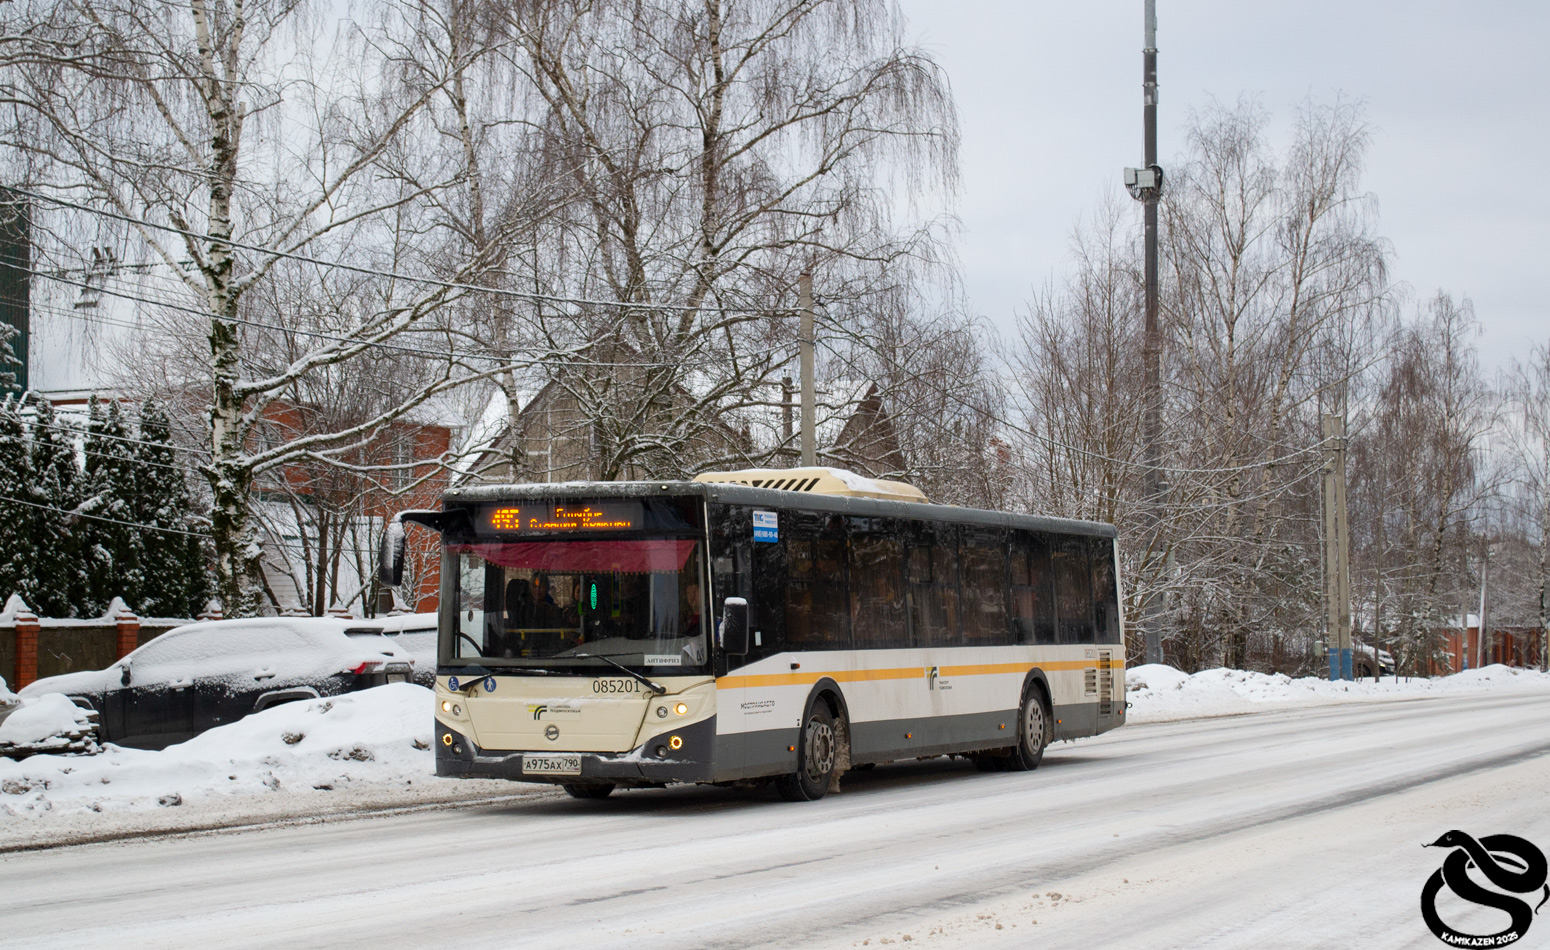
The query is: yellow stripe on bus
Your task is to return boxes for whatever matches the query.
[716,658,1122,690]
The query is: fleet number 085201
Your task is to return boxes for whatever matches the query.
[592,678,641,694]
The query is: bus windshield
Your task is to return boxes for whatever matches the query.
[445,538,708,674]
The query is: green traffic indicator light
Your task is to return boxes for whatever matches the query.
[590,582,598,610]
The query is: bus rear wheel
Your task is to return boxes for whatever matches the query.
[562,783,615,799]
[1004,686,1050,772]
[777,706,837,801]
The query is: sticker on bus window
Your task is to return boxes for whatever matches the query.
[645,654,683,666]
[753,509,778,543]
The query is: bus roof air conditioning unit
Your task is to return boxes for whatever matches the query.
[692,467,929,504]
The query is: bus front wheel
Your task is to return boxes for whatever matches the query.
[777,706,837,802]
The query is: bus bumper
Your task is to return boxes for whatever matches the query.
[436,715,717,786]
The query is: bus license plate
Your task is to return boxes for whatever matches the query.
[523,754,581,775]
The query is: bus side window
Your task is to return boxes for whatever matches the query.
[1011,530,1056,645]
[847,516,908,650]
[1090,537,1122,645]
[786,513,850,650]
[960,529,1007,646]
[1053,536,1095,644]
[907,521,962,648]
[785,534,815,647]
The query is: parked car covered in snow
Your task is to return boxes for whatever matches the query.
[1353,643,1396,678]
[342,613,437,687]
[17,617,418,749]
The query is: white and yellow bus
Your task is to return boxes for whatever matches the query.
[380,468,1126,801]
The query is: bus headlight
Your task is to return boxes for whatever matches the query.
[674,702,689,716]
[441,700,452,713]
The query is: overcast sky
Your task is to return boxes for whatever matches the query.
[895,1,1550,372]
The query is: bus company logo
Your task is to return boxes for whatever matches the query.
[1420,830,1549,948]
[529,703,580,720]
[544,725,560,741]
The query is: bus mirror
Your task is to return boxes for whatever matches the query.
[380,518,406,589]
[720,597,750,655]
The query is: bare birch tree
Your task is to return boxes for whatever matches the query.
[0,0,505,614]
[470,0,959,481]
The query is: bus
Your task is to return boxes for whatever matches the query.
[379,468,1126,801]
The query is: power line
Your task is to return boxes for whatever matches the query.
[0,493,210,539]
[12,261,800,371]
[815,336,1331,477]
[11,186,801,317]
[6,404,207,460]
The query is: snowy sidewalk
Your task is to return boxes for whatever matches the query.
[1125,662,1550,722]
[0,684,550,850]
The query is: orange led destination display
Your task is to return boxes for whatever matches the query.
[488,502,640,533]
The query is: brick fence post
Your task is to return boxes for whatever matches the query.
[115,607,140,660]
[14,607,39,689]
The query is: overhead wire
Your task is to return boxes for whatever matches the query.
[9,260,802,371]
[10,186,802,317]
[16,191,1339,485]
[0,493,211,539]
[813,336,1334,477]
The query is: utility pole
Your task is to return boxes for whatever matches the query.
[781,376,795,463]
[1478,539,1490,668]
[799,271,816,468]
[1322,414,1352,679]
[1126,0,1166,665]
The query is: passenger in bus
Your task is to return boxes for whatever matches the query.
[502,577,532,655]
[682,579,703,638]
[530,574,559,627]
[561,578,583,630]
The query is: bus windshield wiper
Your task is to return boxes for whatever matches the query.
[572,653,666,694]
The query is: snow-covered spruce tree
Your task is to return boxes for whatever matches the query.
[0,395,34,604]
[134,398,207,618]
[27,398,84,617]
[0,323,17,390]
[80,397,144,614]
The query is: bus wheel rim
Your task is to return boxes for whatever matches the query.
[805,719,835,780]
[1024,698,1044,751]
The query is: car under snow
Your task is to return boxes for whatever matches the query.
[18,617,420,750]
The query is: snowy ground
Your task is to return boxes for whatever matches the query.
[3,665,1549,852]
[1125,661,1550,722]
[0,684,531,848]
[2,685,1548,948]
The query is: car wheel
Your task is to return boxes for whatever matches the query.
[1003,685,1050,772]
[562,784,615,799]
[776,705,837,802]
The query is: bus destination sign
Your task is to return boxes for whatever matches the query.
[488,501,641,533]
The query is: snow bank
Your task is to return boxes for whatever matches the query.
[0,674,14,705]
[0,683,437,818]
[1126,663,1550,722]
[0,694,91,746]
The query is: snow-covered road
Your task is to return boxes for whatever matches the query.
[2,691,1547,949]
